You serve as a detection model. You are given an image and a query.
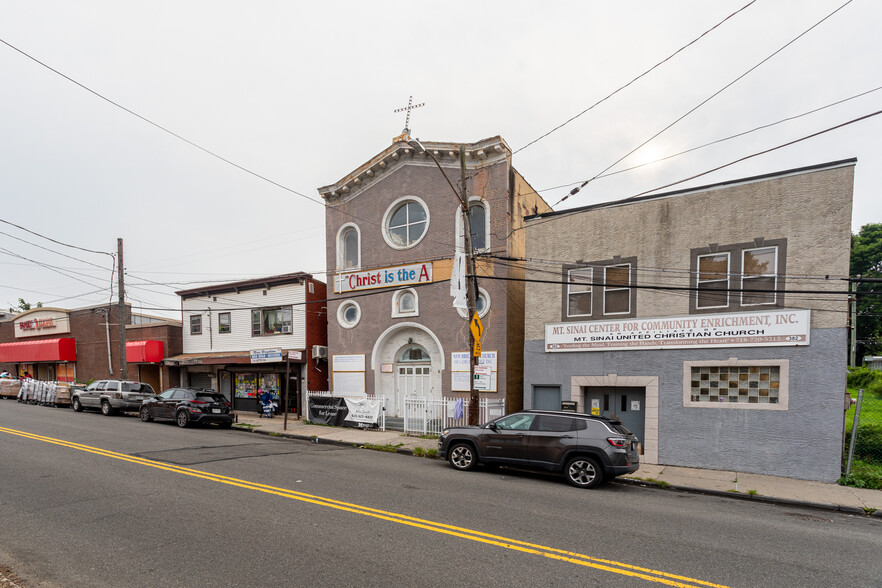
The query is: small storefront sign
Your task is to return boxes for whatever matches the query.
[334,262,433,293]
[546,309,811,353]
[250,348,283,364]
[560,401,578,412]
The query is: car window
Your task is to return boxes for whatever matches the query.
[535,415,574,432]
[196,393,225,403]
[86,382,99,391]
[573,419,588,431]
[494,414,535,431]
[171,389,192,400]
[122,382,155,394]
[158,389,176,399]
[96,382,107,391]
[105,381,119,391]
[609,422,632,435]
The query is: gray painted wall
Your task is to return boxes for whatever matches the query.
[524,327,846,482]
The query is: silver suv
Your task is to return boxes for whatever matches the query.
[437,410,640,489]
[71,380,156,416]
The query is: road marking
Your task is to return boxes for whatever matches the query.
[0,426,728,587]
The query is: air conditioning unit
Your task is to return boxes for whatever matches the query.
[281,325,292,334]
[312,345,328,359]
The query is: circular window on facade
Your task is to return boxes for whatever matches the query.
[384,198,428,248]
[457,287,491,319]
[337,300,361,329]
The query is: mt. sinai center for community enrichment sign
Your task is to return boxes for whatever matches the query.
[546,309,810,353]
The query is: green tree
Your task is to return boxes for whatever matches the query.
[8,298,42,313]
[851,223,882,360]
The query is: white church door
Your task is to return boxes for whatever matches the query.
[396,344,433,415]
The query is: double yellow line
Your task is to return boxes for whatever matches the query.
[0,426,728,587]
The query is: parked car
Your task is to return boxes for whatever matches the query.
[71,380,156,416]
[139,387,233,428]
[437,410,640,489]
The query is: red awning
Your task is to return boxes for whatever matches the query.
[0,338,77,363]
[126,340,164,363]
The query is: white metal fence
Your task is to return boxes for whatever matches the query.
[303,390,388,431]
[403,397,506,436]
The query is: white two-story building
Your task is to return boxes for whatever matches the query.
[165,273,328,414]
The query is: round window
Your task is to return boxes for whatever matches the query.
[457,287,491,319]
[337,301,361,329]
[385,198,428,248]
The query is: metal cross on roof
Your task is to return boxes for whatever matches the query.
[393,95,425,140]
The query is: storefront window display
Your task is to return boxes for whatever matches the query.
[234,373,280,400]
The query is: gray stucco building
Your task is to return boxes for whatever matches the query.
[523,159,855,482]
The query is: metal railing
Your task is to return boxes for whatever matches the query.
[403,396,506,436]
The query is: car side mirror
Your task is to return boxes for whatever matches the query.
[488,422,497,431]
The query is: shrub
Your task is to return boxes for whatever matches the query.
[845,423,882,463]
[847,366,877,390]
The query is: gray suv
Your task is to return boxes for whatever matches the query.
[437,410,639,489]
[71,380,156,416]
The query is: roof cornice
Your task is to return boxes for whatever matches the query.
[318,136,511,204]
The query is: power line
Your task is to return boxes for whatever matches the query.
[552,0,856,208]
[0,37,322,208]
[0,217,112,257]
[513,0,757,155]
[536,84,882,196]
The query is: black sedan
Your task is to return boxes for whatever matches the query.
[139,387,233,428]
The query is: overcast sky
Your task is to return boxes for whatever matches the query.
[1,0,880,319]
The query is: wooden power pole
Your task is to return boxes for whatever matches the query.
[118,238,127,380]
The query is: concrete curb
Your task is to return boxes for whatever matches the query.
[616,477,881,517]
[233,424,880,517]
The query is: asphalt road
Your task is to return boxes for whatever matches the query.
[1,400,880,588]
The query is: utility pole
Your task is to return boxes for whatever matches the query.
[459,146,480,426]
[118,238,127,380]
[850,278,857,367]
[408,139,482,424]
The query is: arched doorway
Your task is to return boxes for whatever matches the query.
[395,344,433,415]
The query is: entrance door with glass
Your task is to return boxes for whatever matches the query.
[395,344,433,416]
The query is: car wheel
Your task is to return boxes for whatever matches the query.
[176,410,190,428]
[565,456,603,489]
[72,397,83,412]
[448,443,477,471]
[100,400,116,416]
[139,406,153,422]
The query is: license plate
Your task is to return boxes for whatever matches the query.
[211,409,221,414]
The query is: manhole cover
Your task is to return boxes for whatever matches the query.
[786,512,833,523]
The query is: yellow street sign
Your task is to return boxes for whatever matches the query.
[473,340,482,357]
[470,312,483,341]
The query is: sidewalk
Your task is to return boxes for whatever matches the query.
[231,412,882,517]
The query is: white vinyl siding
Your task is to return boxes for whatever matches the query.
[181,283,307,354]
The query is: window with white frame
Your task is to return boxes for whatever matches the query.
[190,315,202,335]
[603,264,631,314]
[251,307,293,336]
[383,197,428,249]
[562,257,637,321]
[696,253,729,309]
[337,224,360,270]
[742,246,777,306]
[468,202,487,250]
[684,360,788,410]
[456,287,491,319]
[690,239,786,314]
[337,300,361,328]
[392,288,419,318]
[567,268,592,317]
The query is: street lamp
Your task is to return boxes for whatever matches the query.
[408,139,481,425]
